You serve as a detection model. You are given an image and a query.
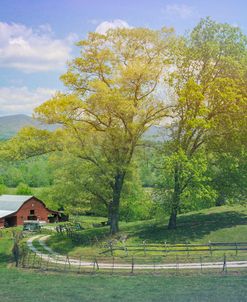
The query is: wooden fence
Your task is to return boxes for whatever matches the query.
[18,250,237,275]
[100,241,247,257]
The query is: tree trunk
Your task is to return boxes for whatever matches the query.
[168,209,177,229]
[109,172,125,235]
[168,165,180,230]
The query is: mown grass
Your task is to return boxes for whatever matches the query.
[1,206,247,302]
[0,268,247,302]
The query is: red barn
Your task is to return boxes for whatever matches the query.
[0,195,58,228]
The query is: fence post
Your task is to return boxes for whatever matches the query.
[92,257,98,273]
[143,240,146,256]
[176,255,179,274]
[222,253,227,273]
[12,240,20,267]
[235,242,238,256]
[209,241,213,257]
[164,241,168,256]
[46,254,50,270]
[125,246,128,257]
[110,242,113,256]
[131,256,134,274]
[78,256,82,274]
[123,242,128,256]
[186,241,189,258]
[67,255,71,270]
[94,257,99,271]
[111,256,115,274]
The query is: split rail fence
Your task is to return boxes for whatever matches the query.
[101,241,247,257]
[15,241,247,275]
[19,250,234,274]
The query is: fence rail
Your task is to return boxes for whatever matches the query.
[18,249,247,275]
[100,242,247,256]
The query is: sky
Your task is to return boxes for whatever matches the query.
[0,0,247,116]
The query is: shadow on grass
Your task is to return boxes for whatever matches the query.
[0,253,12,265]
[129,211,247,243]
[49,209,247,253]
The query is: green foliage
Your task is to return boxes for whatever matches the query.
[16,183,33,195]
[120,170,155,222]
[39,154,110,214]
[0,156,53,187]
[0,18,246,230]
[154,18,247,227]
[207,150,247,205]
[0,165,24,187]
[3,27,174,233]
[38,154,156,219]
[154,148,217,214]
[135,145,159,188]
[0,183,7,195]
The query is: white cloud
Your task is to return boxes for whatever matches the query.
[0,22,77,73]
[95,19,131,34]
[163,4,196,19]
[0,86,56,115]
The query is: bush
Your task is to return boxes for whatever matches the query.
[16,183,33,195]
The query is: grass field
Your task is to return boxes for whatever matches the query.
[1,205,247,301]
[0,268,246,302]
[46,204,247,259]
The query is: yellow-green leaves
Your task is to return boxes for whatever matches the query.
[34,27,173,163]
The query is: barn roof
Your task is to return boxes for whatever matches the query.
[0,195,33,218]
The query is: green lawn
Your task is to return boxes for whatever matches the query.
[0,268,246,302]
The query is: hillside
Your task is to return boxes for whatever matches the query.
[46,204,247,258]
[0,114,57,140]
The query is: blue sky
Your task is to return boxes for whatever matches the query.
[0,0,247,116]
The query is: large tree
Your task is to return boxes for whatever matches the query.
[162,18,247,229]
[3,27,174,234]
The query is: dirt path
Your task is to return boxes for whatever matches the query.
[27,235,247,270]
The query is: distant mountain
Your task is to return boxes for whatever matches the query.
[0,114,57,140]
[0,114,169,142]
